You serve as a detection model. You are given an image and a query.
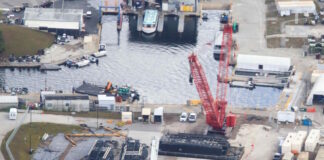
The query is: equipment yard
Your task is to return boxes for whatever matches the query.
[0,0,324,159]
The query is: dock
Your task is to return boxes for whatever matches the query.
[229,75,288,89]
[178,13,185,33]
[39,64,61,71]
[229,81,255,89]
[157,13,164,32]
[137,11,143,32]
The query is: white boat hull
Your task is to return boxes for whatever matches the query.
[76,60,90,67]
[143,26,157,34]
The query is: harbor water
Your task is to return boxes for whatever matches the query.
[1,11,281,108]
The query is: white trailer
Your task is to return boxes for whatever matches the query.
[9,108,17,120]
[277,111,295,123]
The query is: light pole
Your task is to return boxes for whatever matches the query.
[29,106,32,154]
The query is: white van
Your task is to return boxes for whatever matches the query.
[9,108,17,120]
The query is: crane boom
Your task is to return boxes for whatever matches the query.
[188,24,234,131]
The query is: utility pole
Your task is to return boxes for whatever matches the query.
[96,105,99,129]
[29,107,32,154]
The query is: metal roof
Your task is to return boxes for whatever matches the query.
[236,54,291,72]
[306,75,324,105]
[98,94,115,101]
[142,108,151,116]
[44,94,89,100]
[0,96,18,104]
[24,8,83,22]
[154,107,163,116]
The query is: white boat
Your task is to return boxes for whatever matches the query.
[142,9,158,34]
[92,51,107,58]
[76,60,90,67]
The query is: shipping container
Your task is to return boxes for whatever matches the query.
[306,107,316,112]
[122,112,132,123]
[277,111,295,123]
[294,131,308,150]
[305,129,320,152]
[282,133,296,154]
[282,152,294,160]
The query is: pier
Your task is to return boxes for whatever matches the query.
[103,0,202,33]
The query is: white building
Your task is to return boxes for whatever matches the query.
[306,75,324,105]
[0,96,18,109]
[98,94,115,111]
[235,54,292,75]
[44,94,89,112]
[23,8,84,36]
[276,0,316,16]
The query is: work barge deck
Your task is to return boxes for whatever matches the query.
[158,133,244,160]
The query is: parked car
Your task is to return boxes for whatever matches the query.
[188,113,197,122]
[179,112,188,122]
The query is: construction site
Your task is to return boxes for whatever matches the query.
[0,0,324,160]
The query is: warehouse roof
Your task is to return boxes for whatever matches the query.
[276,0,315,9]
[24,8,83,22]
[44,94,89,100]
[0,96,18,104]
[306,75,324,105]
[236,54,291,72]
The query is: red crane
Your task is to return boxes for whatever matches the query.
[188,24,235,131]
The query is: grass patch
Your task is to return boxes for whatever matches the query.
[267,37,281,48]
[285,38,306,48]
[1,122,81,160]
[0,24,54,57]
[43,111,122,119]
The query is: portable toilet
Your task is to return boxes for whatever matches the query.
[142,108,151,122]
[153,107,164,123]
[9,108,17,120]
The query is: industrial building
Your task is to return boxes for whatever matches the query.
[306,75,324,105]
[275,0,316,16]
[0,96,18,109]
[235,54,292,76]
[98,94,116,111]
[44,94,90,112]
[23,8,84,36]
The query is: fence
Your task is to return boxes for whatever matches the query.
[5,107,30,160]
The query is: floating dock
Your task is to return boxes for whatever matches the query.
[39,64,61,71]
[229,75,288,89]
[229,81,255,89]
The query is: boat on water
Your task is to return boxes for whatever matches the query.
[142,9,158,34]
[92,51,107,58]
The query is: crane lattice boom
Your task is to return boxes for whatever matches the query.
[188,24,233,130]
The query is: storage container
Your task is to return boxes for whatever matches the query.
[282,133,296,154]
[306,107,316,112]
[305,129,320,152]
[282,152,294,160]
